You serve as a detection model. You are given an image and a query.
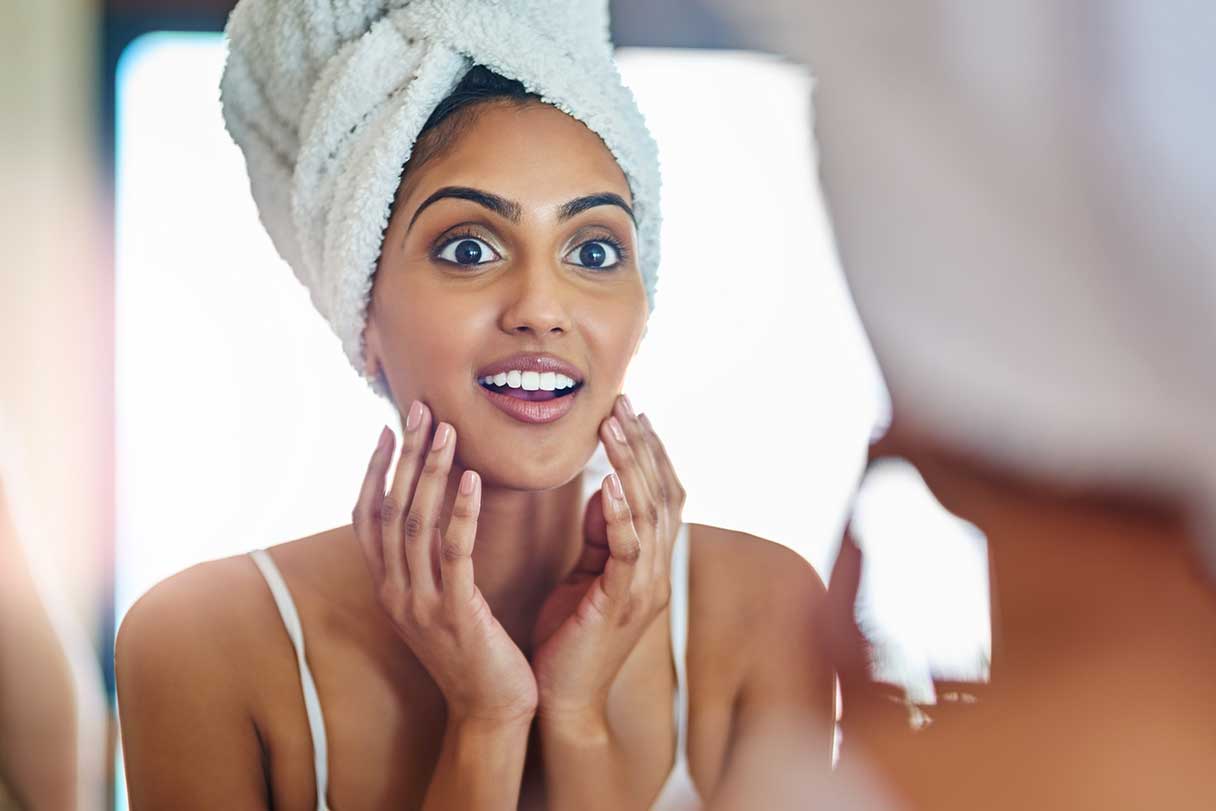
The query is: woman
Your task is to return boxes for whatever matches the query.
[115,2,831,809]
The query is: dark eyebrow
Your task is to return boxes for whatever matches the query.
[408,186,522,231]
[558,193,636,225]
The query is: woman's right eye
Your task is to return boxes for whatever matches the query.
[435,236,500,266]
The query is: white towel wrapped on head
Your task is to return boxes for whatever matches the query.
[220,0,661,389]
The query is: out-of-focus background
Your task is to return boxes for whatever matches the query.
[1,1,991,808]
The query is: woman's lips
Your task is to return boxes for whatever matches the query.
[478,383,580,424]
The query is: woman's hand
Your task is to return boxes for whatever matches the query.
[531,395,686,729]
[353,401,538,727]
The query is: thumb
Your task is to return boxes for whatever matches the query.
[583,488,609,548]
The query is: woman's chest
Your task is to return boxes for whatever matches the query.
[255,609,714,810]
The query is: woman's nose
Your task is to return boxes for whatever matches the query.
[498,263,573,337]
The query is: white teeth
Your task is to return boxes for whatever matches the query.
[480,369,581,390]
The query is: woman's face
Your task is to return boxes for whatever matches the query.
[365,101,648,491]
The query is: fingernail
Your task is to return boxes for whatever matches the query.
[377,425,392,452]
[619,395,635,418]
[432,423,452,450]
[639,413,653,432]
[607,473,624,500]
[460,469,479,495]
[608,417,626,444]
[406,400,423,432]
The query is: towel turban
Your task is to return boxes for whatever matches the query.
[220,0,661,389]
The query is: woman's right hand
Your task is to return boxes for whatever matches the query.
[353,401,538,727]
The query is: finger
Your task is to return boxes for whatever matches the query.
[583,488,608,549]
[403,422,457,594]
[638,412,686,570]
[381,400,433,592]
[638,413,686,520]
[441,469,481,607]
[599,473,642,603]
[600,414,657,573]
[614,396,664,498]
[353,426,395,583]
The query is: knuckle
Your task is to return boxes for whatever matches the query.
[619,538,642,564]
[644,503,661,530]
[378,582,403,609]
[408,597,433,628]
[654,581,672,611]
[451,500,477,520]
[404,512,427,541]
[379,497,403,526]
[440,540,467,563]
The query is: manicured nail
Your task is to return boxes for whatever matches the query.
[377,425,392,452]
[608,417,626,443]
[607,473,625,500]
[618,395,635,419]
[406,400,423,432]
[460,469,479,496]
[432,422,452,450]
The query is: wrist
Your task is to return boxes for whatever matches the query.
[536,701,612,745]
[445,703,537,736]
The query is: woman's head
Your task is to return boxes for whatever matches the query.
[363,68,648,490]
[223,0,662,488]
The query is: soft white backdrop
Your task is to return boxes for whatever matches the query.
[114,36,987,804]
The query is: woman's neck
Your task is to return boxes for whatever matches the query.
[439,465,588,652]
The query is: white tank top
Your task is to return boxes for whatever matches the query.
[250,524,702,811]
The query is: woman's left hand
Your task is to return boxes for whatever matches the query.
[531,395,686,730]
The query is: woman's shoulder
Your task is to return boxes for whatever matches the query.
[686,522,827,622]
[114,528,351,686]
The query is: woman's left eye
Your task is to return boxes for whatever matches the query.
[565,240,622,270]
[436,236,500,266]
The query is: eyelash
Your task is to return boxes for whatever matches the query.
[430,228,496,263]
[429,230,632,267]
[581,234,631,267]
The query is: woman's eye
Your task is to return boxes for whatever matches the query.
[436,237,500,266]
[565,240,621,269]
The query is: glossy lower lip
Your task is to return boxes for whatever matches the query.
[478,385,580,425]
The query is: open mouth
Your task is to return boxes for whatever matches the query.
[477,370,583,402]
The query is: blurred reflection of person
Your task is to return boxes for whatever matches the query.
[708,2,1216,809]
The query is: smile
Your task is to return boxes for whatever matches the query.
[474,355,585,424]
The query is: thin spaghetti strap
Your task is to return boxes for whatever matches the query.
[669,525,692,760]
[249,549,332,811]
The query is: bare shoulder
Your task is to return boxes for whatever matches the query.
[115,527,353,666]
[686,523,827,635]
[114,532,347,808]
[682,524,835,790]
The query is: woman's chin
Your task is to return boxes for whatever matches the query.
[464,445,596,494]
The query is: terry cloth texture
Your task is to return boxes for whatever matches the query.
[710,1,1216,565]
[220,0,661,390]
